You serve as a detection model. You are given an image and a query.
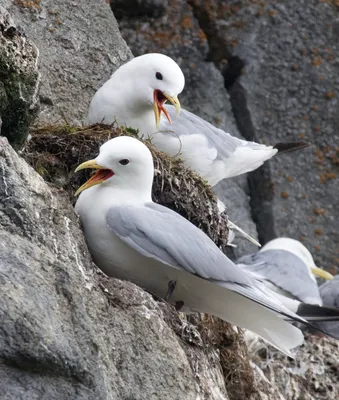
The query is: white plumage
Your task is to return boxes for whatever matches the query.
[88,53,278,186]
[237,238,334,305]
[74,136,315,357]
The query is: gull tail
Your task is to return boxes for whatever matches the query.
[274,141,309,155]
[269,291,339,338]
[214,288,304,357]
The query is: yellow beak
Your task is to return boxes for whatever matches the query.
[311,267,333,280]
[153,92,181,129]
[164,93,181,115]
[74,159,113,196]
[75,159,103,173]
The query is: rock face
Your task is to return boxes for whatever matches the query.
[0,136,231,399]
[246,332,339,400]
[185,0,339,271]
[111,0,259,257]
[0,0,132,125]
[0,6,39,149]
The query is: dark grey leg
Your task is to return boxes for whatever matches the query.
[165,280,177,302]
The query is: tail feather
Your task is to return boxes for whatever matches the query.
[274,141,310,154]
[259,286,339,338]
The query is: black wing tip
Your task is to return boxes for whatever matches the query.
[295,303,339,340]
[274,141,310,154]
[297,303,339,321]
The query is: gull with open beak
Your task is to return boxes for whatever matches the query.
[87,53,308,187]
[87,54,309,248]
[74,136,339,357]
[237,237,333,306]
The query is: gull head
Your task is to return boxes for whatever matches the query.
[74,136,154,197]
[260,237,333,281]
[115,53,185,128]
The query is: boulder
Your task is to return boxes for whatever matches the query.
[0,0,132,125]
[0,6,39,149]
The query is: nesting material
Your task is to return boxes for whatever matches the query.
[22,123,230,251]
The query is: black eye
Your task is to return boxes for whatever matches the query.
[119,159,130,166]
[155,72,163,80]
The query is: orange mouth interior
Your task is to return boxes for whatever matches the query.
[87,169,114,184]
[154,89,172,124]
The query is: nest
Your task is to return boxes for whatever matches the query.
[22,123,229,251]
[197,314,256,400]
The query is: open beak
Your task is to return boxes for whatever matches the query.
[311,266,333,280]
[74,159,114,196]
[153,90,181,128]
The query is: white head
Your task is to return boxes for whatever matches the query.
[112,53,185,127]
[74,136,154,198]
[260,237,333,281]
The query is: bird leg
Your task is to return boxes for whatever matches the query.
[165,281,185,311]
[165,280,177,302]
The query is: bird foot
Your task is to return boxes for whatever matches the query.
[165,280,176,302]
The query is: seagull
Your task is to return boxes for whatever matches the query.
[87,53,308,246]
[237,238,333,306]
[88,53,308,187]
[314,276,339,339]
[74,136,338,356]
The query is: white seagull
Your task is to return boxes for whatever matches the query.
[74,136,337,356]
[88,53,308,187]
[237,238,333,306]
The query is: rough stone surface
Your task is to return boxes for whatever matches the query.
[0,136,230,400]
[0,0,132,126]
[111,0,258,257]
[0,6,39,148]
[246,332,339,400]
[194,0,339,271]
[110,0,168,19]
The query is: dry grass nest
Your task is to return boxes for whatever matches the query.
[198,314,256,400]
[22,123,229,251]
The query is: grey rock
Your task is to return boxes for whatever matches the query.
[0,135,229,399]
[0,0,132,125]
[0,6,39,149]
[209,0,339,270]
[110,0,168,19]
[111,0,258,256]
[246,331,339,400]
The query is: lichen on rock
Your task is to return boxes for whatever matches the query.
[0,6,40,149]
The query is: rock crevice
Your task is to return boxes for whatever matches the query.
[187,0,277,246]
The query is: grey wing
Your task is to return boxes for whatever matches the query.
[163,106,270,160]
[106,202,250,284]
[319,276,339,308]
[106,203,307,321]
[237,250,322,304]
[315,276,339,338]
